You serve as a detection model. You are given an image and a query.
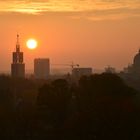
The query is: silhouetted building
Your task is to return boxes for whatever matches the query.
[34,58,50,79]
[11,35,25,78]
[72,68,92,78]
[123,49,140,76]
[132,49,140,74]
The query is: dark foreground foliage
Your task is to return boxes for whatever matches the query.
[0,73,139,140]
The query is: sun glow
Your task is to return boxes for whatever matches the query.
[26,39,38,50]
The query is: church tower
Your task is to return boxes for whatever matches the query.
[11,34,25,78]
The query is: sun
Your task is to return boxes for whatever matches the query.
[26,39,37,50]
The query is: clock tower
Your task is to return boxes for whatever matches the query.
[11,35,25,78]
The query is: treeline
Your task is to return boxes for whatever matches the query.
[0,73,139,139]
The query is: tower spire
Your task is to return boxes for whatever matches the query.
[16,34,20,52]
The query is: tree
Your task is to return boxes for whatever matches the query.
[63,73,138,140]
[37,79,72,127]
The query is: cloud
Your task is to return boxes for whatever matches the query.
[0,0,140,20]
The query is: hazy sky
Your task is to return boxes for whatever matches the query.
[0,0,140,72]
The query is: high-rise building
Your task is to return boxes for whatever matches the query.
[11,34,25,78]
[34,58,50,79]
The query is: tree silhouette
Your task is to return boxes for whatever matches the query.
[62,73,138,140]
[37,79,72,127]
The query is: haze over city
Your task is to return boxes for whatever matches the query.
[0,0,140,72]
[1,1,140,139]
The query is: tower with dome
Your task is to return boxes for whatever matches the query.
[123,49,140,76]
[133,49,140,72]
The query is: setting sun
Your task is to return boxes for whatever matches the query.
[26,39,37,50]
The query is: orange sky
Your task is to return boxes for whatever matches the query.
[0,0,140,72]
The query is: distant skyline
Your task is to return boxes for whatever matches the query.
[0,0,140,72]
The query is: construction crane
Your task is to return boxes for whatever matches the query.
[68,62,79,69]
[53,62,80,70]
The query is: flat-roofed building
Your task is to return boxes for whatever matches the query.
[72,67,92,78]
[34,58,50,79]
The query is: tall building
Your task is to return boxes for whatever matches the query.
[11,34,25,78]
[34,58,50,79]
